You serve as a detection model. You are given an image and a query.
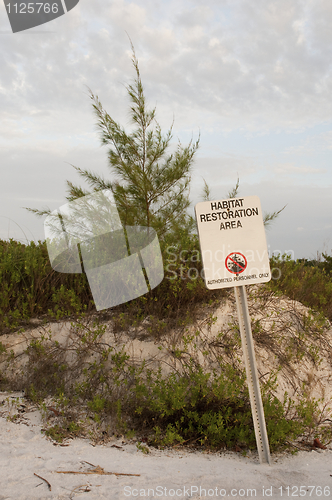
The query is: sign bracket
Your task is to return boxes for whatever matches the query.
[234,285,271,465]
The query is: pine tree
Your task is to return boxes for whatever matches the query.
[27,45,199,244]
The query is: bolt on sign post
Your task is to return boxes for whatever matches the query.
[195,195,271,465]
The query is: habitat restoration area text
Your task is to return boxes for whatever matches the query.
[123,484,331,497]
[198,198,260,231]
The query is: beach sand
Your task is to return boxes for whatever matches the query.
[0,394,331,500]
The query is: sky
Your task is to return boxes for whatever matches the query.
[1,0,332,259]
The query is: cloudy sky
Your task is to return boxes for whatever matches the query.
[1,0,332,259]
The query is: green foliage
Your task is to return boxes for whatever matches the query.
[136,441,150,454]
[87,395,107,423]
[0,239,94,333]
[44,421,82,443]
[126,363,316,451]
[26,44,199,244]
[75,46,199,242]
[3,313,329,453]
[133,364,255,449]
[0,234,224,337]
[268,253,332,321]
[263,393,303,448]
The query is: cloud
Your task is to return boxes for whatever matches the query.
[285,130,332,154]
[1,0,332,133]
[273,163,327,175]
[297,224,332,232]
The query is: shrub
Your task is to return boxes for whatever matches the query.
[2,308,331,452]
[0,239,94,333]
[268,253,332,321]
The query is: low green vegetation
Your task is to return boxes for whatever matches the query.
[0,234,213,335]
[268,253,332,322]
[0,238,94,333]
[1,238,332,332]
[0,240,332,454]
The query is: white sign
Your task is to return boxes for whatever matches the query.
[195,195,271,289]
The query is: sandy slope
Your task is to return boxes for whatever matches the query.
[0,398,331,500]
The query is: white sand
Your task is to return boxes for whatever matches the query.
[0,395,331,500]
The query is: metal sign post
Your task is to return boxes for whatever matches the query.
[195,195,273,465]
[234,285,271,465]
